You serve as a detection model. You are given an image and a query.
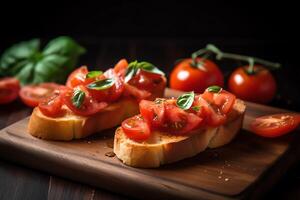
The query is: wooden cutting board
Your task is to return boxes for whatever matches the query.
[0,88,299,200]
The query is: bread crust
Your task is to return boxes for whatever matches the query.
[114,99,246,168]
[27,78,166,141]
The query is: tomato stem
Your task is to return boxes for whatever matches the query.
[205,44,281,73]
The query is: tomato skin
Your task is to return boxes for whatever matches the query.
[228,66,277,103]
[66,66,91,88]
[38,89,64,117]
[114,59,128,77]
[0,77,20,104]
[139,100,165,128]
[62,86,108,116]
[123,83,151,100]
[170,58,224,93]
[19,83,61,107]
[128,69,164,92]
[250,113,299,138]
[121,115,151,141]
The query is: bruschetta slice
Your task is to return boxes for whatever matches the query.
[114,86,246,168]
[28,59,166,140]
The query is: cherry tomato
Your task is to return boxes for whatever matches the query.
[38,89,64,117]
[19,83,61,107]
[250,113,300,138]
[0,77,20,104]
[88,69,124,102]
[163,103,202,135]
[121,115,151,141]
[123,83,151,100]
[128,69,164,91]
[114,59,128,77]
[228,65,277,103]
[66,66,94,88]
[170,58,224,93]
[139,99,165,127]
[193,95,227,127]
[202,89,236,114]
[62,86,108,116]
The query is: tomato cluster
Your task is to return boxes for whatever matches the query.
[122,88,236,141]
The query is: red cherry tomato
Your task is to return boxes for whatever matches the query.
[170,58,224,93]
[139,99,165,127]
[201,89,236,114]
[66,66,95,88]
[228,66,277,103]
[163,103,202,135]
[38,89,64,117]
[250,113,299,138]
[193,95,227,127]
[19,83,62,107]
[62,86,108,116]
[123,83,151,100]
[128,69,164,91]
[88,69,124,102]
[0,77,20,104]
[121,115,151,141]
[114,59,128,77]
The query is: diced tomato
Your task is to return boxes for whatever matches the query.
[202,89,236,114]
[62,86,108,116]
[19,83,62,107]
[121,115,151,141]
[250,113,300,138]
[88,69,124,102]
[114,59,128,77]
[0,77,20,104]
[66,66,95,88]
[193,96,227,127]
[128,69,163,91]
[123,83,151,100]
[163,103,202,135]
[38,89,64,117]
[139,99,165,128]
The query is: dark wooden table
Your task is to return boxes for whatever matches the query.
[1,38,300,200]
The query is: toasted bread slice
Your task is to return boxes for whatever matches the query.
[114,99,246,168]
[28,77,166,141]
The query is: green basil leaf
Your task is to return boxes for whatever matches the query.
[86,71,103,79]
[72,89,85,108]
[139,61,165,76]
[176,91,195,110]
[191,106,201,112]
[124,60,164,82]
[15,62,35,85]
[207,85,222,93]
[87,78,115,90]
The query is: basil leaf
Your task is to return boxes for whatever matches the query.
[176,91,195,110]
[72,89,85,108]
[191,106,201,112]
[86,71,103,79]
[207,85,222,93]
[124,60,164,82]
[87,78,115,90]
[139,61,165,76]
[0,36,85,85]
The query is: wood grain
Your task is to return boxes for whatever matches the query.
[0,88,299,200]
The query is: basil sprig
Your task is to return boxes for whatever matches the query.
[86,70,103,79]
[72,89,85,108]
[176,91,195,110]
[0,36,85,85]
[207,85,222,93]
[125,60,164,83]
[87,78,115,90]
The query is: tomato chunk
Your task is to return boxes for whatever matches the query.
[139,99,165,128]
[19,83,62,107]
[0,77,20,104]
[38,89,64,117]
[62,86,108,116]
[122,115,151,141]
[250,113,300,138]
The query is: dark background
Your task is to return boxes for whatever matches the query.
[1,1,299,111]
[0,1,300,200]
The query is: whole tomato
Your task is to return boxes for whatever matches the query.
[228,65,276,103]
[170,58,224,93]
